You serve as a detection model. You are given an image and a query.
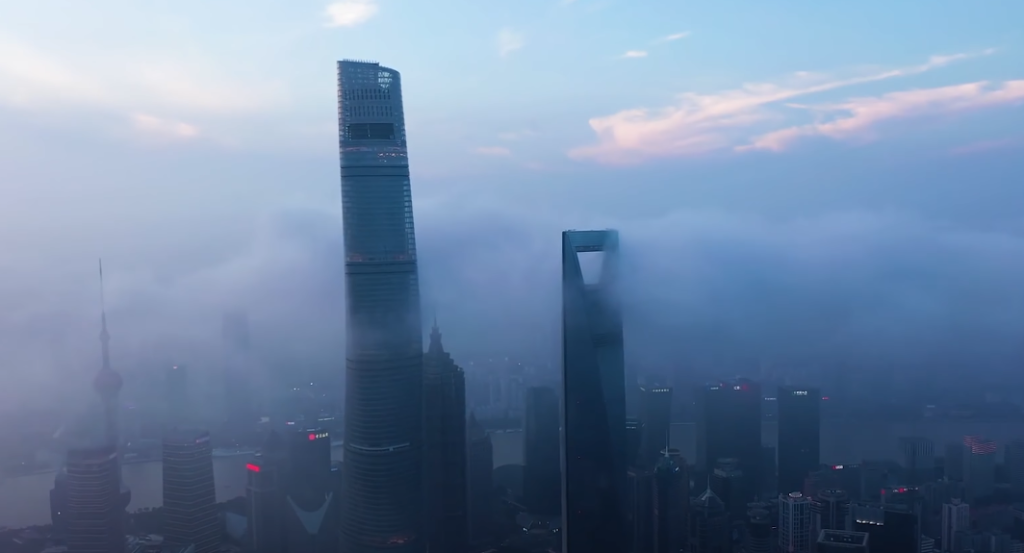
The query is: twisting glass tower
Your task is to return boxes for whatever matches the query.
[337,60,424,553]
[561,230,626,553]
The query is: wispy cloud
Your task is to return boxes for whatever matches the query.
[741,80,1024,152]
[474,146,513,156]
[496,29,525,57]
[657,32,690,43]
[569,50,997,164]
[131,113,200,139]
[498,129,537,141]
[324,0,378,28]
[618,50,648,59]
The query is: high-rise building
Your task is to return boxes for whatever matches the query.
[778,386,820,496]
[337,59,424,553]
[945,442,965,482]
[164,365,188,428]
[899,437,936,486]
[811,488,851,536]
[561,229,627,553]
[780,491,813,553]
[422,322,468,553]
[745,506,772,553]
[653,453,688,553]
[697,378,762,502]
[639,376,673,469]
[283,427,337,553]
[246,454,285,553]
[467,412,494,548]
[851,503,918,553]
[625,416,644,469]
[1006,440,1024,495]
[222,310,256,440]
[815,530,869,552]
[64,445,125,553]
[626,468,654,553]
[523,386,561,516]
[941,499,969,552]
[687,486,730,553]
[962,436,996,502]
[162,430,219,553]
[711,458,746,520]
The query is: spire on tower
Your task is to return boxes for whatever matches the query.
[99,259,111,372]
[427,315,443,355]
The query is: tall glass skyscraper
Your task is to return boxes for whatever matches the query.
[337,60,424,553]
[561,229,626,553]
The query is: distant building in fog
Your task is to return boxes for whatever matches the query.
[162,430,219,553]
[1006,439,1024,495]
[688,485,729,553]
[963,436,996,502]
[816,530,869,552]
[778,386,820,495]
[639,376,673,469]
[468,412,494,548]
[64,445,125,553]
[164,365,188,428]
[523,386,561,517]
[898,436,935,486]
[697,378,762,502]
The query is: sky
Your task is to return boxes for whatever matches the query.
[1,0,1024,411]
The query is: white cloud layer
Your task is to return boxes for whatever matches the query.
[619,50,648,59]
[497,29,525,57]
[324,0,379,28]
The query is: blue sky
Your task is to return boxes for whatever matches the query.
[2,0,1024,405]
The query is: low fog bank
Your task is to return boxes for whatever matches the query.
[2,202,1024,414]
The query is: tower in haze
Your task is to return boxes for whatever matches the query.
[337,59,424,553]
[561,229,627,553]
[422,321,468,553]
[778,386,821,495]
[95,260,123,450]
[523,386,561,516]
[222,311,256,440]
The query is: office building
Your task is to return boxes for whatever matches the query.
[780,491,813,553]
[851,503,918,553]
[626,468,654,553]
[812,488,851,536]
[423,322,468,553]
[1006,440,1024,495]
[162,430,219,553]
[164,365,188,428]
[778,386,821,496]
[222,311,256,439]
[899,437,936,487]
[64,445,125,553]
[639,376,673,469]
[653,453,688,553]
[687,486,730,553]
[745,506,772,553]
[246,455,285,553]
[523,386,561,516]
[941,499,969,552]
[283,428,337,553]
[468,412,494,548]
[963,436,996,502]
[337,59,425,553]
[815,530,869,552]
[561,229,627,553]
[626,416,644,468]
[711,458,746,520]
[945,442,965,482]
[697,378,761,504]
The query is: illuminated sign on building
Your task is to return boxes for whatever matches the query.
[793,390,808,396]
[308,432,329,441]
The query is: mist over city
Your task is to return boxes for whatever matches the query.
[2,1,1024,553]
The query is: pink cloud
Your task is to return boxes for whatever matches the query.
[568,51,995,165]
[741,80,1024,152]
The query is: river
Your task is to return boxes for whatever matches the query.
[2,420,1022,528]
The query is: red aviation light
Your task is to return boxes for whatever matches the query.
[246,463,260,472]
[309,433,317,441]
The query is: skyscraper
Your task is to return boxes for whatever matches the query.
[64,445,125,553]
[337,59,424,553]
[561,229,627,553]
[941,498,969,552]
[222,311,256,440]
[697,379,762,502]
[638,376,673,469]
[283,428,337,553]
[164,365,188,428]
[898,436,935,486]
[811,488,851,536]
[687,486,729,553]
[962,436,996,502]
[780,491,813,553]
[422,321,468,553]
[246,454,286,553]
[467,412,494,548]
[1006,439,1024,494]
[653,453,688,553]
[162,430,219,553]
[523,386,561,516]
[778,386,820,496]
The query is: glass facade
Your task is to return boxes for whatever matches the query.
[337,60,424,553]
[561,229,627,553]
[777,385,821,495]
[162,431,220,553]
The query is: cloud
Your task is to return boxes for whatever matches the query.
[658,32,691,43]
[497,29,525,57]
[619,50,648,59]
[131,113,200,139]
[324,0,379,28]
[474,146,513,156]
[741,80,1024,152]
[569,50,996,164]
[949,138,1020,156]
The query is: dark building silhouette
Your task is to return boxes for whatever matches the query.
[337,59,425,553]
[468,412,494,548]
[626,468,654,553]
[523,386,561,516]
[625,417,644,469]
[816,530,869,552]
[688,485,730,553]
[422,321,468,553]
[222,311,256,440]
[162,430,219,553]
[246,454,285,553]
[164,365,188,428]
[711,458,746,520]
[744,506,772,553]
[639,376,673,469]
[283,428,337,553]
[65,445,125,553]
[561,229,627,553]
[851,503,918,553]
[653,453,688,553]
[812,488,851,535]
[778,386,821,496]
[697,378,761,502]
